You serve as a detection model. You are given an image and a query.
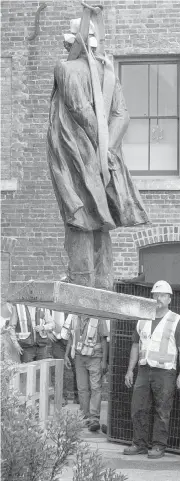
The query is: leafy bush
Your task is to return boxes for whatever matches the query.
[73,445,128,481]
[1,360,84,481]
[1,360,128,481]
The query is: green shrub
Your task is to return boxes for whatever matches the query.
[1,360,84,481]
[73,445,128,481]
[1,360,128,481]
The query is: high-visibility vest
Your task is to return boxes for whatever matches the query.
[52,312,72,341]
[137,310,180,370]
[15,305,50,345]
[15,304,34,345]
[71,316,101,358]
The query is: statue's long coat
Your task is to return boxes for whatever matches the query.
[47,56,149,231]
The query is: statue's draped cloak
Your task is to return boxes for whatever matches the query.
[47,57,149,231]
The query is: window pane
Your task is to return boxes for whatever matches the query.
[159,65,177,116]
[121,65,148,117]
[150,64,177,116]
[123,119,149,171]
[150,119,177,170]
[150,64,158,116]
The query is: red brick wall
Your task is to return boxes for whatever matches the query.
[1,0,180,291]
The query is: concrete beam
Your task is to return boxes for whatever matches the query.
[7,281,156,321]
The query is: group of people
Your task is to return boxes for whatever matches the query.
[1,279,180,452]
[1,300,110,431]
[0,304,79,405]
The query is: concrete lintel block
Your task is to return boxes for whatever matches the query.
[8,281,156,321]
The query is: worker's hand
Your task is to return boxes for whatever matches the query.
[64,354,71,369]
[176,374,180,389]
[101,361,108,376]
[125,369,134,388]
[34,325,44,333]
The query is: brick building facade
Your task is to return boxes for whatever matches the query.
[1,0,180,300]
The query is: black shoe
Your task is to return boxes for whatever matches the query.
[88,420,100,432]
[124,444,148,455]
[101,424,107,434]
[148,446,165,459]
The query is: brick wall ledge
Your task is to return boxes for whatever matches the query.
[134,177,180,191]
[1,178,18,191]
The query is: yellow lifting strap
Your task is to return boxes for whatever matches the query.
[67,3,115,187]
[67,3,101,61]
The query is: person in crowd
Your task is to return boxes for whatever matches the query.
[124,280,180,459]
[1,302,20,362]
[50,310,79,404]
[64,314,108,432]
[8,304,54,362]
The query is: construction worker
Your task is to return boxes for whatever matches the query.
[50,311,79,404]
[9,304,54,362]
[47,8,149,291]
[124,280,180,459]
[64,314,109,432]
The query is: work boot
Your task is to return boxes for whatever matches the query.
[88,419,100,432]
[123,444,148,455]
[101,424,107,434]
[148,446,165,459]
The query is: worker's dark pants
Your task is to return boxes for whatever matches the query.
[52,339,78,399]
[20,343,53,363]
[131,365,176,449]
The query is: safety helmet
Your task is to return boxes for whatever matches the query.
[64,17,98,48]
[151,280,173,295]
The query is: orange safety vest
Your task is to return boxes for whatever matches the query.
[137,310,180,370]
[71,316,101,358]
[15,305,49,346]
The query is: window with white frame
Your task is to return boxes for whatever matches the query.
[118,56,180,176]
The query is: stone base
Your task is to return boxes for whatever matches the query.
[7,281,156,320]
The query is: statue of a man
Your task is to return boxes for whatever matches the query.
[47,9,149,289]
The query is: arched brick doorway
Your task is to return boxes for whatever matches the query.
[139,241,180,285]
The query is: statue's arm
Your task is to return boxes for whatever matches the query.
[108,78,130,153]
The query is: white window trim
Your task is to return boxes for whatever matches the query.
[113,55,180,190]
[135,176,180,191]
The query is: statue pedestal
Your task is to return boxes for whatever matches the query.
[7,280,156,321]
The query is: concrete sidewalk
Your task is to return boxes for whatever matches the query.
[59,401,180,481]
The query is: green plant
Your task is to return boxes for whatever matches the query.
[72,444,128,481]
[1,360,128,481]
[46,409,85,481]
[1,360,84,481]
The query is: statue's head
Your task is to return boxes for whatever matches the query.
[63,17,97,53]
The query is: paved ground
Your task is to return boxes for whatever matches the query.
[59,401,180,481]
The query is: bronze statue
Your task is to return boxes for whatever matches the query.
[47,4,149,289]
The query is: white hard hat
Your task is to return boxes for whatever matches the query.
[64,17,97,48]
[64,33,76,45]
[151,280,173,295]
